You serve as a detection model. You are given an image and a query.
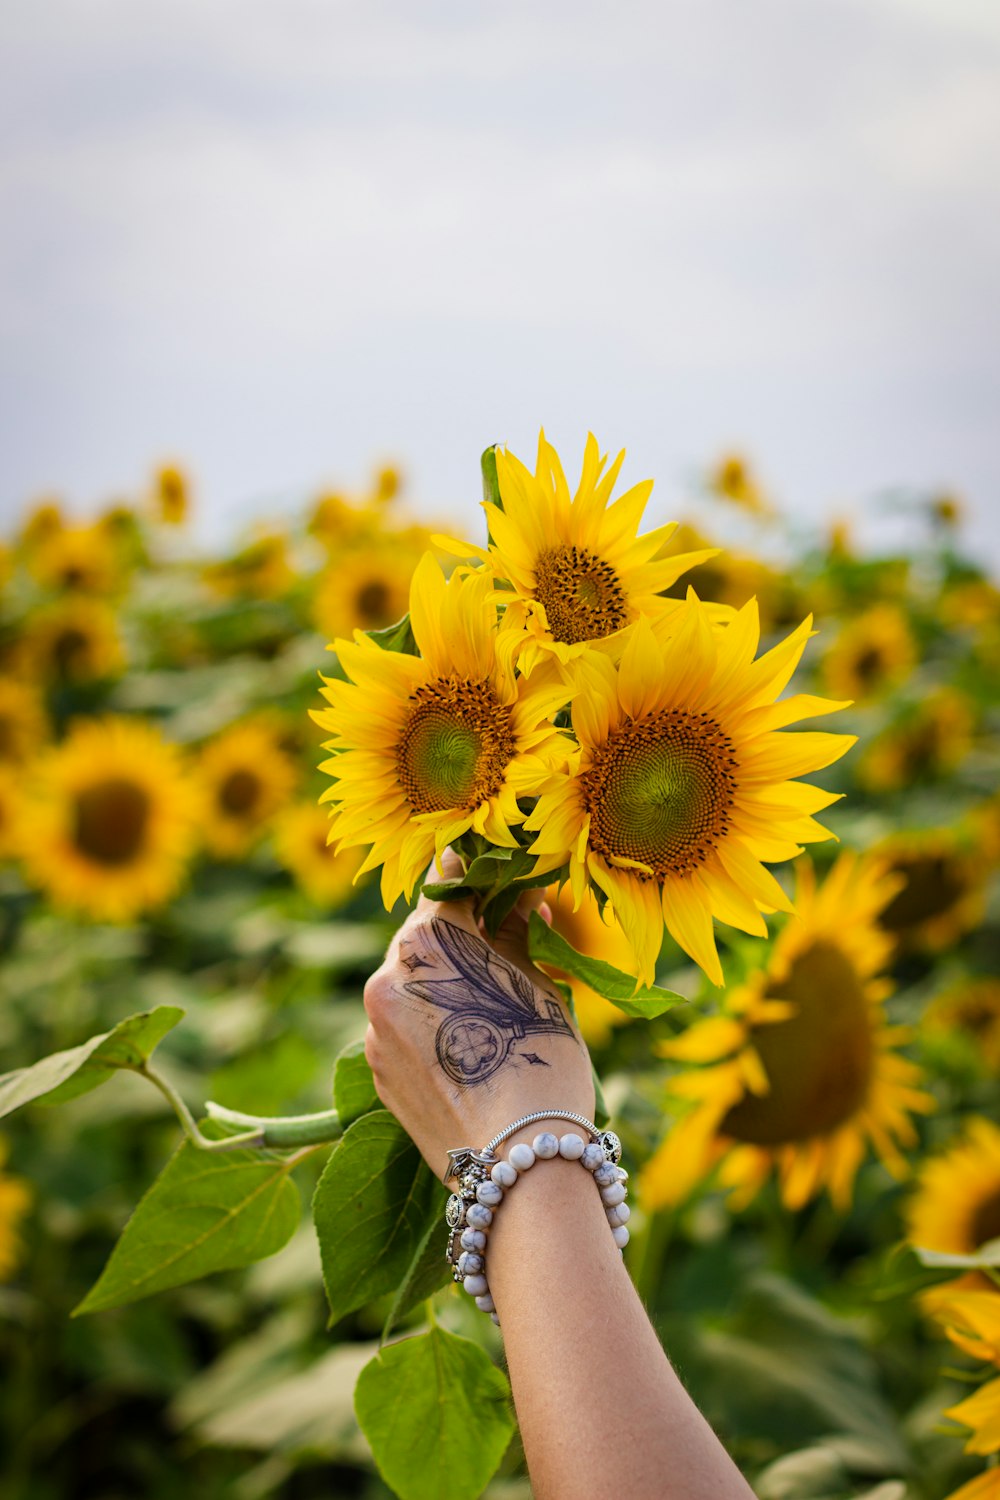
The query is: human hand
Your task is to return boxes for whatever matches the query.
[363,852,595,1176]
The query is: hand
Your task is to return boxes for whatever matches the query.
[363,851,595,1176]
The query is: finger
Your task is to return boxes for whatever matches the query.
[412,847,479,931]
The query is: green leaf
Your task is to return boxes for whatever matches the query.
[0,1007,185,1118]
[312,1110,440,1325]
[74,1137,301,1315]
[527,912,685,1017]
[332,1039,380,1126]
[381,1187,454,1341]
[481,445,502,511]
[355,1327,514,1500]
[366,613,418,655]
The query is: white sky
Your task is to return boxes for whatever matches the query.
[1,0,998,562]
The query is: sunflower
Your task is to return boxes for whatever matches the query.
[0,543,12,595]
[17,499,64,555]
[372,463,401,504]
[540,882,635,1046]
[821,603,917,701]
[924,979,1000,1074]
[155,464,189,524]
[874,827,987,952]
[707,452,773,516]
[311,545,416,641]
[313,554,572,910]
[203,531,292,600]
[0,769,21,860]
[934,1292,1000,1482]
[272,801,368,907]
[941,579,1000,631]
[0,677,48,765]
[525,595,855,987]
[308,492,373,548]
[858,688,974,792]
[29,523,123,595]
[906,1118,1000,1275]
[0,1138,32,1282]
[641,853,932,1212]
[16,716,199,921]
[17,596,125,684]
[197,721,299,859]
[438,431,717,675]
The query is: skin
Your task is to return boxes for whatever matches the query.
[364,852,755,1500]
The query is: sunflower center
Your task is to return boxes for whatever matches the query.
[853,646,885,686]
[582,710,736,877]
[970,1190,1000,1250]
[397,678,515,814]
[219,768,262,817]
[879,855,966,931]
[533,545,629,644]
[355,580,391,624]
[73,777,151,866]
[54,628,88,677]
[721,940,874,1145]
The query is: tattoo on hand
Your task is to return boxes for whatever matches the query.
[399,917,575,1087]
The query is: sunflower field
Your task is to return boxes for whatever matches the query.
[1,440,998,1500]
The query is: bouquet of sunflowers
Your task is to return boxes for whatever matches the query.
[313,432,855,1005]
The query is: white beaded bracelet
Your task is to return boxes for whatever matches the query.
[443,1118,629,1327]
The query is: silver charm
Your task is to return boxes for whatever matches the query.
[599,1130,622,1165]
[445,1193,466,1230]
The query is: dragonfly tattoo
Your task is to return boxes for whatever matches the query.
[399,917,575,1087]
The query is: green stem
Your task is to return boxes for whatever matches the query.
[205,1101,344,1148]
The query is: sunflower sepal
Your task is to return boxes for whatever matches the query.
[912,1240,1000,1271]
[364,612,418,656]
[527,911,686,1018]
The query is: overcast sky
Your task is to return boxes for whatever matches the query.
[1,0,998,562]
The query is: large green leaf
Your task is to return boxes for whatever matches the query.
[381,1188,454,1341]
[527,912,685,1017]
[332,1039,380,1126]
[0,1007,185,1119]
[74,1138,301,1314]
[312,1110,440,1325]
[355,1327,514,1500]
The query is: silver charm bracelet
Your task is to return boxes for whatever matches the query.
[442,1113,628,1327]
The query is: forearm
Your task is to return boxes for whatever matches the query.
[487,1142,755,1500]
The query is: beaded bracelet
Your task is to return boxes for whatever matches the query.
[442,1113,629,1327]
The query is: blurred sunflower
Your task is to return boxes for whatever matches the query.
[641,853,932,1212]
[312,545,415,641]
[29,523,123,595]
[313,554,571,909]
[707,452,773,516]
[439,431,716,674]
[541,882,635,1046]
[0,1138,32,1282]
[17,716,199,921]
[204,532,292,600]
[525,596,855,986]
[941,578,1000,631]
[17,499,64,555]
[875,827,987,952]
[858,688,974,793]
[822,603,917,701]
[924,979,1000,1074]
[0,676,48,765]
[934,1291,1000,1488]
[308,492,372,548]
[372,463,402,504]
[155,464,189,524]
[17,596,125,685]
[906,1118,1000,1290]
[272,802,368,907]
[197,721,298,859]
[0,542,12,594]
[0,769,20,859]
